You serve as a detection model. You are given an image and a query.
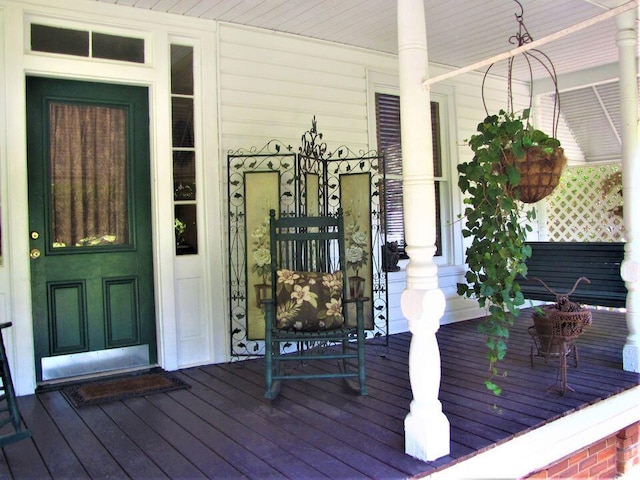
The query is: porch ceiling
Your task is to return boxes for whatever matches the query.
[96,0,639,163]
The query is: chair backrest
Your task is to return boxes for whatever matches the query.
[268,208,349,330]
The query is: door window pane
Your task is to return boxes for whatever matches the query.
[49,102,129,248]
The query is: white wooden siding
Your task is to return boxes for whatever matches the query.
[218,22,385,152]
[218,24,589,330]
[218,22,540,329]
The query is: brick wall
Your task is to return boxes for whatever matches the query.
[617,422,640,476]
[525,422,639,479]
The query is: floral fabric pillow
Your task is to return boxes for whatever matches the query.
[275,269,344,331]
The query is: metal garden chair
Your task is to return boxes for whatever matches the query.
[263,208,368,400]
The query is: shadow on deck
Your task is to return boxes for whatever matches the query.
[2,309,638,479]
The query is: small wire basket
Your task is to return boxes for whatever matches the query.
[528,277,592,394]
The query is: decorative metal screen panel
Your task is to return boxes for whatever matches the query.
[546,163,624,242]
[227,119,388,358]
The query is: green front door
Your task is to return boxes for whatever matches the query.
[27,77,156,382]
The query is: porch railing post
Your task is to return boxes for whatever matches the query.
[617,7,640,373]
[397,0,450,461]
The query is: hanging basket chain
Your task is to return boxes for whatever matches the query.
[482,0,561,137]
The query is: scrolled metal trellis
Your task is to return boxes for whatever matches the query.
[227,118,388,358]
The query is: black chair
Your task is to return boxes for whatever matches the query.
[263,209,368,399]
[0,322,32,447]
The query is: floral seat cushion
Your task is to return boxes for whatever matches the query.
[275,269,344,331]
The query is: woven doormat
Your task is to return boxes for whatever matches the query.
[62,371,190,407]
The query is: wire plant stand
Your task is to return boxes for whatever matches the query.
[528,277,593,395]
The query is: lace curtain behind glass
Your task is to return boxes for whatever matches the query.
[49,102,129,247]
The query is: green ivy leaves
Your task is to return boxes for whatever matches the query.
[457,109,556,395]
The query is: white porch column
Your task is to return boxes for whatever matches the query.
[398,0,450,461]
[532,96,550,240]
[617,8,640,373]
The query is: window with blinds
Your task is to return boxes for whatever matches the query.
[375,93,443,257]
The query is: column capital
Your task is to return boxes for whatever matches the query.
[615,6,637,31]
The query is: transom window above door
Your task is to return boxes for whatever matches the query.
[30,23,146,64]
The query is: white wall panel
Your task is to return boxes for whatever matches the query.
[218,23,387,153]
[176,276,211,367]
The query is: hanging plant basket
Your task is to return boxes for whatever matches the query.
[481,1,567,205]
[457,0,568,395]
[501,145,567,203]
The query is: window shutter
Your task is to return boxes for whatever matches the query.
[375,93,442,256]
[375,94,404,250]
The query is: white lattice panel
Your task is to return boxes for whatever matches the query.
[547,163,625,242]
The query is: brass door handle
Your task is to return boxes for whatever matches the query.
[30,248,41,260]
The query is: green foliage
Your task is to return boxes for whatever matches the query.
[457,109,559,394]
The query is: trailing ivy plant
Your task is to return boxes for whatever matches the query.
[457,109,561,395]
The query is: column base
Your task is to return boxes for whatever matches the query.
[623,343,640,372]
[405,402,450,461]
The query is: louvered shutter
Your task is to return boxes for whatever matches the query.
[375,93,442,256]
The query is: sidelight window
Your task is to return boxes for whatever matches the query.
[171,44,198,255]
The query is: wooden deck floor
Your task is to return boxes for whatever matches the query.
[2,309,638,479]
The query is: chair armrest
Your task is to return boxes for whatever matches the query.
[344,297,368,330]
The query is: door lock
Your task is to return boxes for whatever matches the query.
[30,231,40,240]
[30,248,41,260]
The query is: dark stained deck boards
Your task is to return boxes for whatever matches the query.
[235,364,427,477]
[122,396,246,479]
[181,365,382,478]
[72,402,171,479]
[100,400,209,479]
[208,363,412,479]
[37,390,129,479]
[1,309,638,479]
[175,369,350,479]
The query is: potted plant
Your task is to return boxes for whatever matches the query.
[456,108,566,395]
[174,217,187,246]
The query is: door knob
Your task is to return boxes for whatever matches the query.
[30,248,41,260]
